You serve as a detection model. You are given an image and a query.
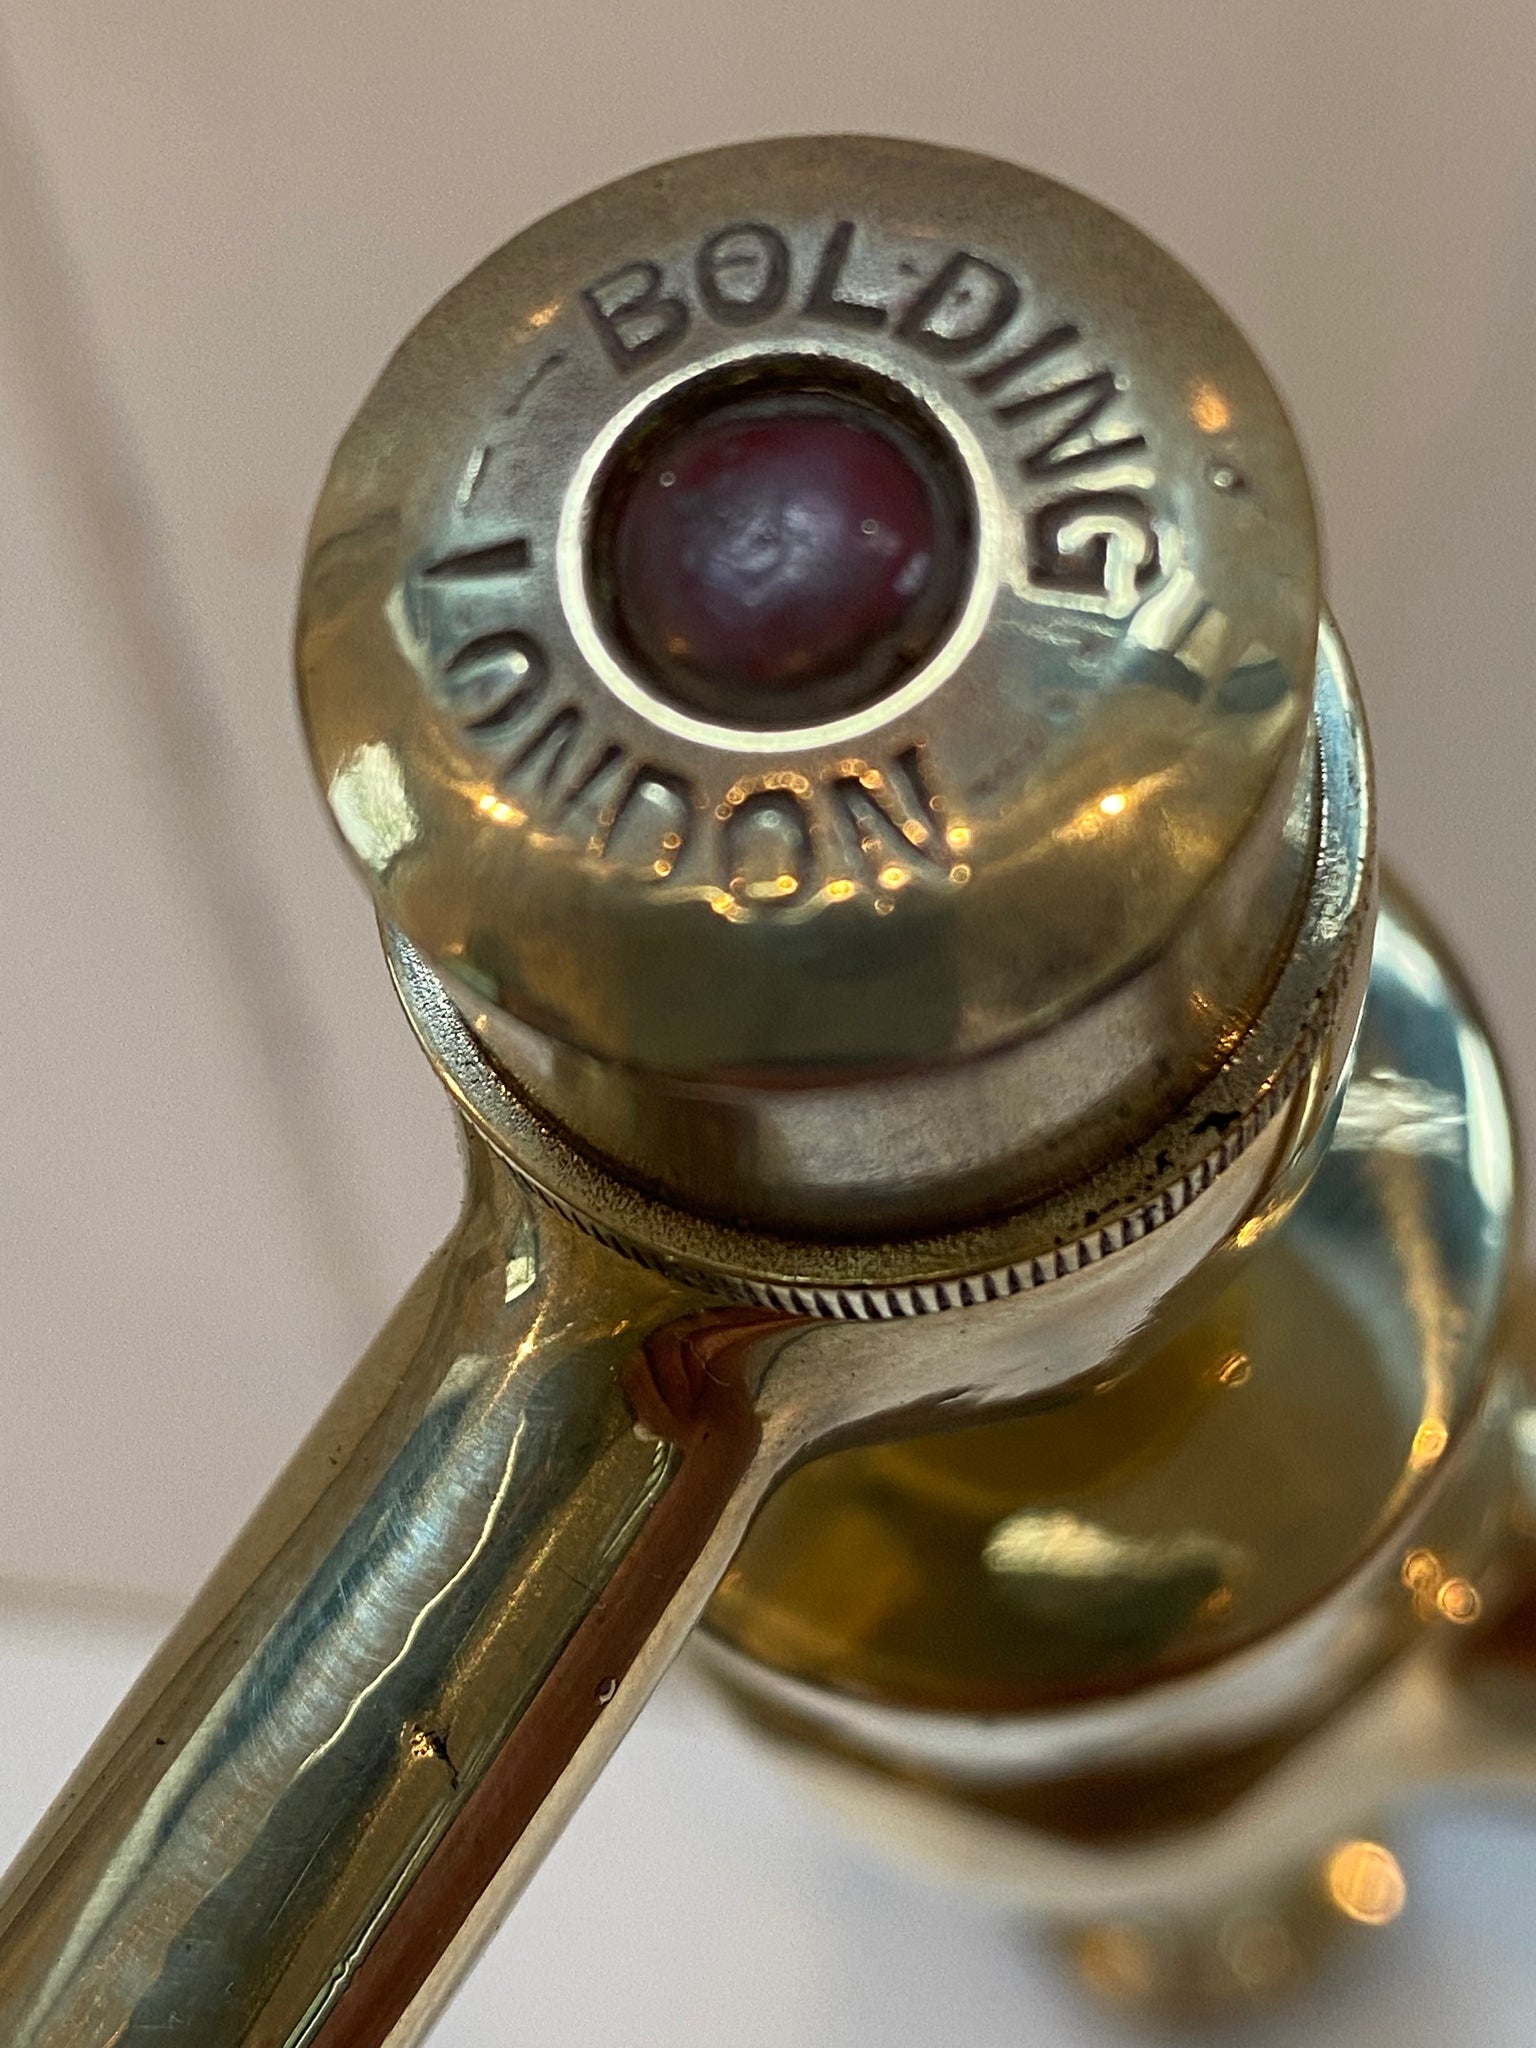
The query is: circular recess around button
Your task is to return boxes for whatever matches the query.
[589,369,973,729]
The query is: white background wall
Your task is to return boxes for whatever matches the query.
[1,0,1533,1612]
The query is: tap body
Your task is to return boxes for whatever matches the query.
[0,132,1462,2042]
[700,877,1528,2012]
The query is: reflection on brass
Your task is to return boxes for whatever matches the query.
[4,129,1525,2046]
[1326,1840,1408,1927]
[699,887,1530,2017]
[704,1118,1443,1714]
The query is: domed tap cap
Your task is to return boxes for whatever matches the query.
[299,136,1322,1235]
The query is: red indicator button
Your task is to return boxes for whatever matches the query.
[600,391,968,727]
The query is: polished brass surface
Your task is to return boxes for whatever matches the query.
[0,1022,1341,2045]
[706,889,1514,1719]
[388,607,1367,1316]
[0,135,1402,2047]
[300,134,1324,1233]
[699,880,1528,2015]
[0,1135,778,2047]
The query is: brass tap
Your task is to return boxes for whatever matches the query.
[8,134,1511,2046]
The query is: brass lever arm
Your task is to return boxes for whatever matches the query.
[0,1128,787,2047]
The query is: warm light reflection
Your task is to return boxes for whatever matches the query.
[1053,769,1180,847]
[1190,382,1233,433]
[1332,1067,1465,1159]
[1326,1841,1406,1926]
[330,743,419,874]
[1073,1922,1160,2004]
[1436,1577,1482,1625]
[945,823,972,851]
[1410,1417,1449,1470]
[1402,1548,1440,1594]
[982,1509,1238,1595]
[985,1512,1132,1578]
[1401,1547,1482,1625]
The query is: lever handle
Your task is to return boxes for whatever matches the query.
[0,1130,786,2045]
